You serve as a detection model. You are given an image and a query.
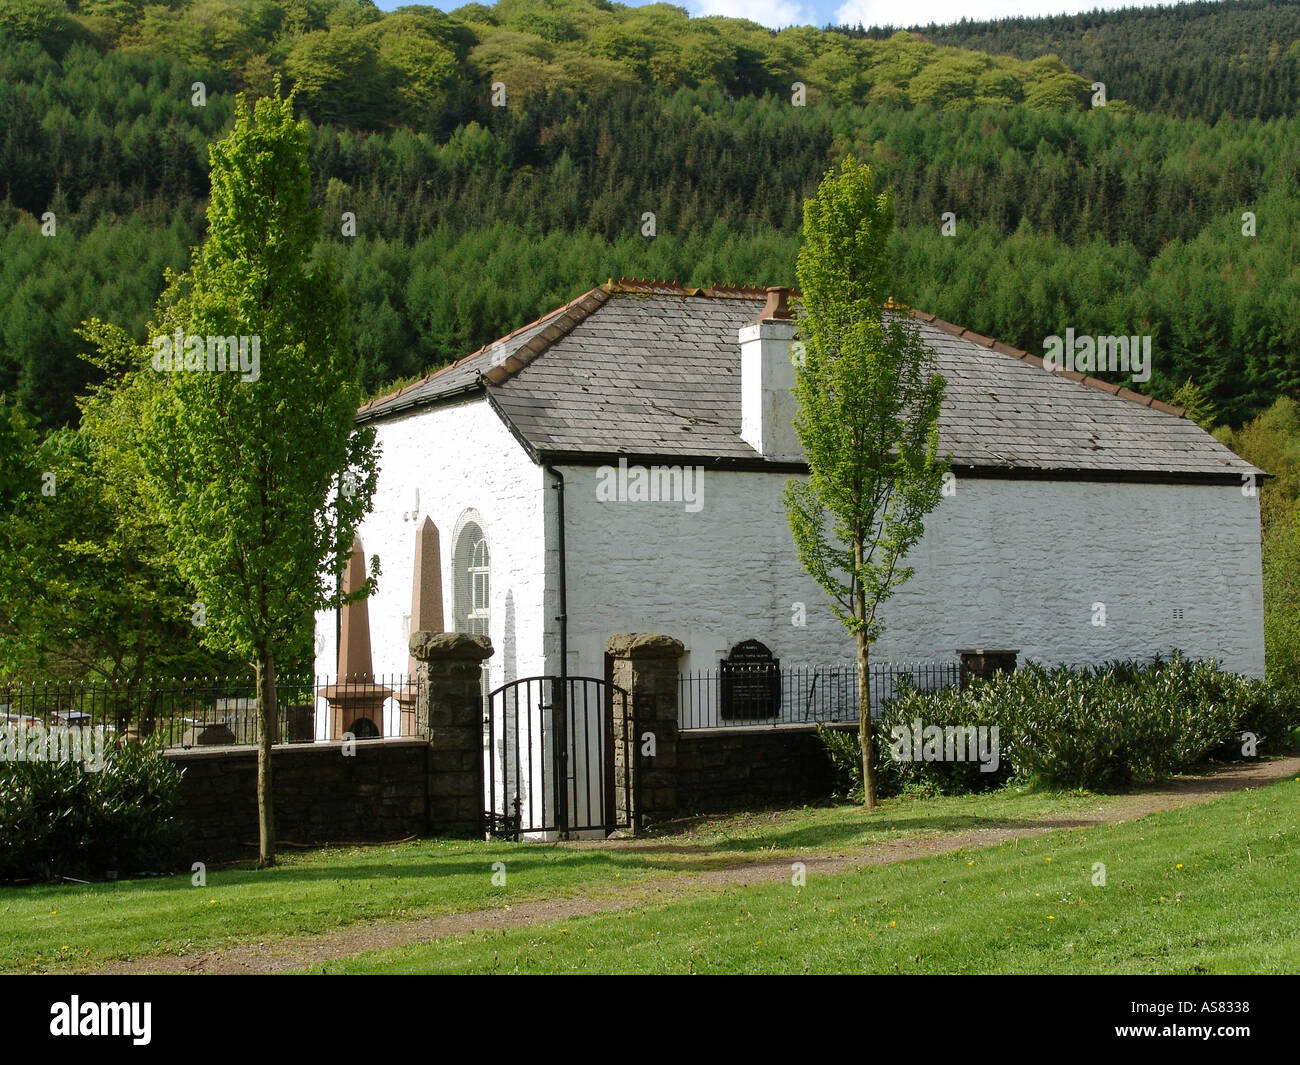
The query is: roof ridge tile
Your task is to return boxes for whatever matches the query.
[358,287,601,413]
[480,287,609,385]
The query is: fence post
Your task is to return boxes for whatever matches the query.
[410,630,493,837]
[607,633,684,832]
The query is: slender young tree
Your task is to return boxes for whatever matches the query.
[785,156,949,810]
[100,87,377,866]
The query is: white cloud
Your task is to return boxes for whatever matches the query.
[688,0,816,29]
[834,0,1173,31]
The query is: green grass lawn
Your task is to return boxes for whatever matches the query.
[0,785,1126,973]
[304,778,1300,975]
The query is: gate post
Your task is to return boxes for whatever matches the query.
[410,631,492,837]
[607,633,684,832]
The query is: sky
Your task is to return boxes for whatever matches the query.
[372,0,1185,32]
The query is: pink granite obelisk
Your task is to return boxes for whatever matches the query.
[407,517,444,674]
[320,539,391,739]
[399,517,444,733]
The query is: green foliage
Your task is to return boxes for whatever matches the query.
[286,25,386,126]
[1263,505,1300,689]
[911,0,1300,122]
[815,723,864,802]
[0,387,236,681]
[0,392,37,509]
[2,0,1094,118]
[1215,396,1300,532]
[1213,396,1300,690]
[786,156,948,645]
[818,659,1299,797]
[1172,378,1217,430]
[124,87,377,668]
[0,0,69,45]
[6,53,1300,434]
[787,155,949,808]
[0,735,183,881]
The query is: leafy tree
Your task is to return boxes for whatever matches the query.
[0,385,231,682]
[100,87,378,865]
[785,156,948,810]
[1172,378,1217,430]
[1212,396,1300,687]
[1215,396,1300,533]
[1263,503,1300,688]
[0,0,68,43]
[286,26,385,126]
[373,19,459,119]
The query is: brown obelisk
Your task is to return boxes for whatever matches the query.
[399,517,444,733]
[407,517,445,675]
[339,538,374,683]
[320,538,391,739]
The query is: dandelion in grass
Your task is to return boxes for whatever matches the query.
[1175,863,1183,869]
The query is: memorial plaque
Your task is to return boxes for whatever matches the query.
[719,640,781,722]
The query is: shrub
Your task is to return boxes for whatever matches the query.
[816,723,865,803]
[0,732,184,882]
[876,683,1011,795]
[818,657,1299,798]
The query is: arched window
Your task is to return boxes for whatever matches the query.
[469,536,490,634]
[454,521,490,636]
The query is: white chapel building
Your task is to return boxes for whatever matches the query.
[313,278,1266,727]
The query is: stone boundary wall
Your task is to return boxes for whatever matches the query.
[168,725,853,857]
[675,723,855,815]
[166,738,431,862]
[168,621,854,858]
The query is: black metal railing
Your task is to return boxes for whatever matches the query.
[483,675,633,839]
[0,673,422,748]
[678,661,961,729]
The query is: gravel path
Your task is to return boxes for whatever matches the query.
[94,756,1300,974]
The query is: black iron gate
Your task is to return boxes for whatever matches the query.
[484,675,634,839]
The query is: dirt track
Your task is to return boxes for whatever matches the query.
[94,756,1300,974]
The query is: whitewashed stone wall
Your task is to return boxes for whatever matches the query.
[316,400,1266,735]
[313,397,550,733]
[556,464,1266,680]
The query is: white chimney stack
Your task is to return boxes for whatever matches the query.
[739,286,802,461]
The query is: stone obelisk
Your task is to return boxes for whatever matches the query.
[320,539,391,739]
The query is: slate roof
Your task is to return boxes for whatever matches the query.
[357,280,1261,481]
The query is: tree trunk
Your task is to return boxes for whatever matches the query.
[853,533,877,811]
[856,628,877,810]
[255,652,278,867]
